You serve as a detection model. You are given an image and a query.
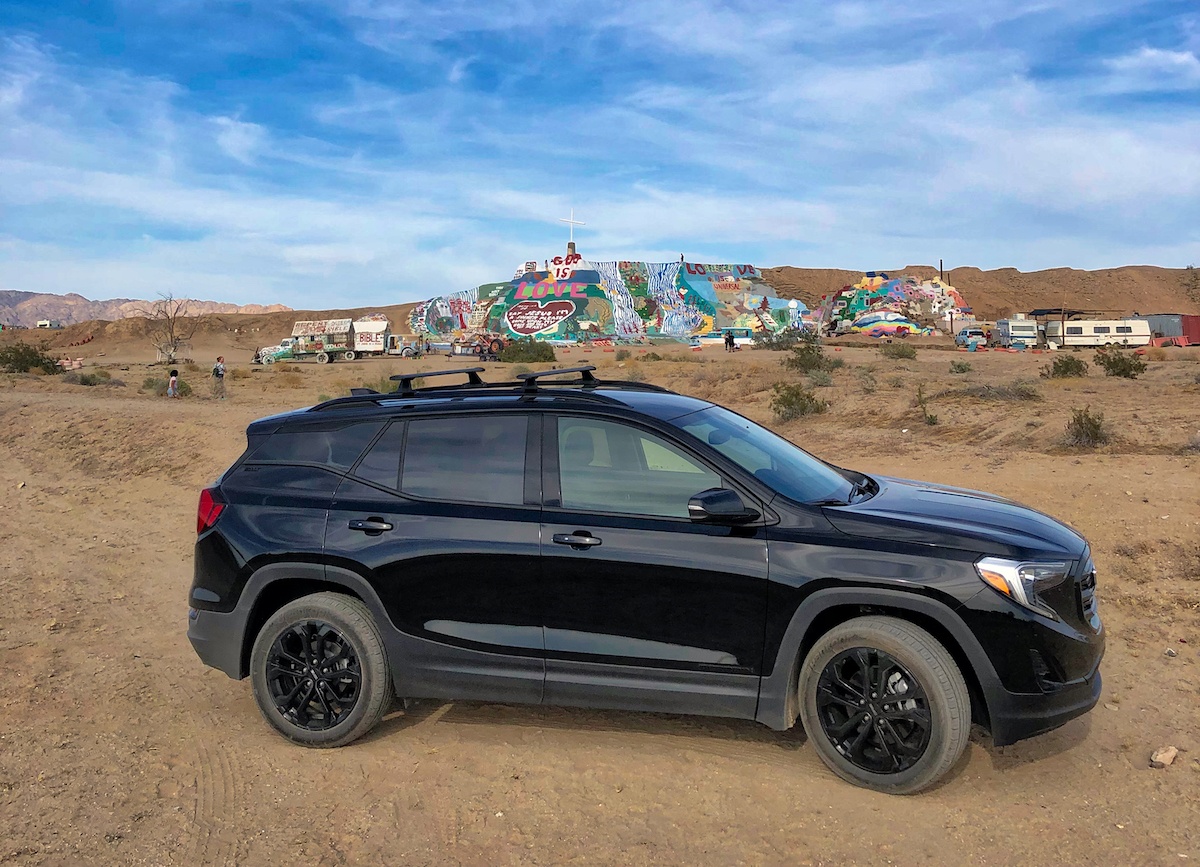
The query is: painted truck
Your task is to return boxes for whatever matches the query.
[257,316,394,364]
[1044,319,1152,349]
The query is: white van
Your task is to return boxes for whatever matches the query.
[1044,319,1151,348]
[995,318,1040,347]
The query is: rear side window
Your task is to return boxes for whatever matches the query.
[401,416,527,505]
[352,423,404,489]
[251,422,383,471]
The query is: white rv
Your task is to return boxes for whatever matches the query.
[994,318,1040,348]
[1044,319,1151,349]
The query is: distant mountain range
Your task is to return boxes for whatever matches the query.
[0,290,291,327]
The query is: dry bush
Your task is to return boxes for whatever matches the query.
[276,372,305,389]
[953,381,1042,401]
[1144,346,1168,362]
[771,384,827,420]
[880,342,917,360]
[1064,406,1109,447]
[229,368,251,380]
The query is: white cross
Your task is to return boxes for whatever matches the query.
[558,208,585,244]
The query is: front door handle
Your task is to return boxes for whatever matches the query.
[552,532,602,549]
[349,518,393,534]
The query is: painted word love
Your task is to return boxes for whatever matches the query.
[513,282,592,300]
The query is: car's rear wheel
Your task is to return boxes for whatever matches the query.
[343,350,356,361]
[250,592,393,747]
[797,616,970,794]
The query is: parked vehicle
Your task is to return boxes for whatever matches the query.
[954,327,987,346]
[1044,319,1151,349]
[385,335,421,357]
[188,365,1104,794]
[258,317,395,364]
[994,318,1040,348]
[695,327,755,347]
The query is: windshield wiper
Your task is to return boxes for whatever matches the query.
[810,497,850,507]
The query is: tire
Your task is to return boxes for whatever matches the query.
[488,338,505,355]
[263,355,276,365]
[343,350,356,361]
[249,592,393,748]
[797,616,970,795]
[401,347,414,358]
[315,351,330,365]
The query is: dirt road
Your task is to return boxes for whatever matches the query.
[1,345,1197,865]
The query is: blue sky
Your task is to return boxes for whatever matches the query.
[1,1,1198,307]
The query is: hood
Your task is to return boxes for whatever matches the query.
[823,475,1087,559]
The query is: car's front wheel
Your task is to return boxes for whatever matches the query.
[798,616,970,794]
[250,592,393,747]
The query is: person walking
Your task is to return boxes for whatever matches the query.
[167,368,180,398]
[211,356,226,400]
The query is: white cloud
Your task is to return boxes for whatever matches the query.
[1104,46,1200,91]
[213,116,266,164]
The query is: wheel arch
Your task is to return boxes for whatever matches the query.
[756,588,998,736]
[236,562,388,679]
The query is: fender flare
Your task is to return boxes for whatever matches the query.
[232,562,392,678]
[754,587,1003,732]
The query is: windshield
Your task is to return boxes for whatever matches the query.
[673,406,856,505]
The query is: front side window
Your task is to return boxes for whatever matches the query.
[557,418,720,518]
[402,416,527,505]
[675,406,855,505]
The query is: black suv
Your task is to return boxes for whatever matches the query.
[188,366,1103,794]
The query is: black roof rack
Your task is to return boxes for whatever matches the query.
[389,367,485,396]
[309,364,672,411]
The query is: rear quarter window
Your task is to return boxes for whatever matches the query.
[249,422,384,471]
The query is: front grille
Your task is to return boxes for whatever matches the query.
[1079,569,1097,619]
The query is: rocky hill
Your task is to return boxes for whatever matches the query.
[760,264,1200,321]
[0,290,290,328]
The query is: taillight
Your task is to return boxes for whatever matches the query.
[197,487,226,535]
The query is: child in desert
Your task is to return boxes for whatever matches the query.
[167,369,180,398]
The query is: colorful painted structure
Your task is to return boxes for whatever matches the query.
[406,253,807,342]
[814,273,971,337]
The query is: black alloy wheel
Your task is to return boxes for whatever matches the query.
[815,647,931,774]
[266,620,362,731]
[250,592,393,747]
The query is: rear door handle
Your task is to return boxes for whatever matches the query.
[552,533,602,549]
[349,519,393,533]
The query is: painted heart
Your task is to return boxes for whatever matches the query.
[505,300,577,336]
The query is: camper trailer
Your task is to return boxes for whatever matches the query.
[1044,319,1151,349]
[994,318,1040,348]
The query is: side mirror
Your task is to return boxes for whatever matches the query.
[687,488,761,525]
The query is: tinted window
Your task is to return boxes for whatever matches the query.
[558,418,720,518]
[1116,326,1132,334]
[1066,326,1083,335]
[352,423,403,489]
[1093,326,1110,334]
[251,422,383,470]
[401,416,526,505]
[676,406,855,505]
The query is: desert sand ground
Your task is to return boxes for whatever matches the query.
[1,340,1198,866]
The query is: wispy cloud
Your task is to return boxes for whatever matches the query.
[1,2,1199,307]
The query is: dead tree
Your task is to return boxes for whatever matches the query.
[138,293,197,364]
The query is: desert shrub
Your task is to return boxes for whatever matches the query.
[642,351,664,361]
[956,381,1042,401]
[949,360,972,374]
[623,366,647,383]
[827,357,845,370]
[857,366,877,394]
[914,383,937,425]
[184,362,202,374]
[229,367,251,380]
[499,338,556,363]
[808,369,833,388]
[781,329,834,373]
[771,383,828,420]
[1144,346,1168,362]
[1064,406,1109,447]
[880,342,917,360]
[1094,348,1147,379]
[752,327,808,351]
[277,372,305,389]
[1183,432,1200,453]
[142,376,192,396]
[510,364,532,377]
[78,373,104,386]
[0,342,59,374]
[614,349,630,361]
[887,375,905,388]
[1040,355,1088,378]
[317,393,332,403]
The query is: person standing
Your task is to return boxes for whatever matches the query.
[167,368,180,398]
[724,330,735,352]
[212,356,226,400]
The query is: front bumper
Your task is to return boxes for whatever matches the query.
[986,668,1102,746]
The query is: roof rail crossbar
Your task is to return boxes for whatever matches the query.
[389,367,486,396]
[516,365,600,393]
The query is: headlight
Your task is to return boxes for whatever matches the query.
[975,557,1071,619]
